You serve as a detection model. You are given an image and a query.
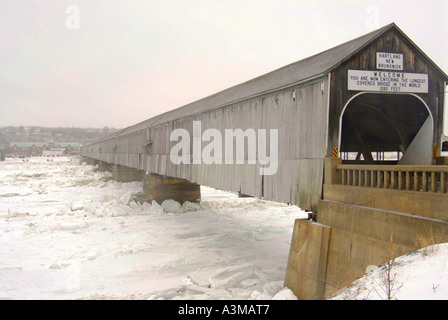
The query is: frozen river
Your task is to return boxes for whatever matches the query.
[0,157,305,300]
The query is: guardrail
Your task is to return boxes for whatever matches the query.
[336,164,448,193]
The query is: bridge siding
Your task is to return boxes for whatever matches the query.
[83,24,448,211]
[83,77,329,210]
[81,24,398,210]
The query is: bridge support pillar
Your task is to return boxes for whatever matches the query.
[98,161,113,172]
[143,173,201,204]
[82,157,99,166]
[112,165,145,183]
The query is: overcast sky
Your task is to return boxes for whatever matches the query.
[1,0,447,130]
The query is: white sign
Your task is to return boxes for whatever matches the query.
[376,52,403,70]
[348,70,428,93]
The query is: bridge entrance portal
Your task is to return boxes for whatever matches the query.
[339,93,432,165]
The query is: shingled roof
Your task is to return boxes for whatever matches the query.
[109,23,447,138]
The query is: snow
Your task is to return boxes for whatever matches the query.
[0,157,307,300]
[1,157,446,300]
[330,243,448,300]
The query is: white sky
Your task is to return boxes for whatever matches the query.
[0,0,447,130]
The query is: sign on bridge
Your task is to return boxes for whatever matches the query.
[348,70,428,93]
[376,52,403,70]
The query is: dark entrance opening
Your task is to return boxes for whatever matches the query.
[443,141,448,152]
[340,93,430,164]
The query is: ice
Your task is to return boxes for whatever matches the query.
[161,199,183,213]
[1,156,446,300]
[119,191,132,205]
[0,156,305,300]
[272,287,298,300]
[70,202,84,212]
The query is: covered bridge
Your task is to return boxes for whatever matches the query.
[81,23,448,212]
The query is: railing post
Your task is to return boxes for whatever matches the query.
[371,170,375,188]
[422,172,428,192]
[431,172,437,192]
[324,157,342,185]
[377,171,383,188]
[365,170,370,187]
[440,172,446,193]
[414,171,420,191]
[398,171,403,190]
[384,171,390,189]
[391,171,397,189]
[405,171,411,190]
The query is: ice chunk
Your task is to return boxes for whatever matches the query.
[250,290,272,300]
[181,201,200,212]
[70,202,84,211]
[87,252,98,260]
[120,191,132,205]
[272,288,298,300]
[187,273,211,287]
[128,200,141,212]
[161,199,182,213]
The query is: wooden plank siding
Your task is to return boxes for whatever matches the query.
[82,23,448,211]
[83,77,329,210]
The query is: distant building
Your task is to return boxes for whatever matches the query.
[8,141,82,157]
[42,148,65,157]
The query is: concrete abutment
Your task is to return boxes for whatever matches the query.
[284,157,448,300]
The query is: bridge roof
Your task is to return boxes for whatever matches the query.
[107,22,448,138]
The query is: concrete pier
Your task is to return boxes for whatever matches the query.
[112,165,145,183]
[143,173,201,204]
[82,157,99,166]
[98,161,113,172]
[84,160,201,204]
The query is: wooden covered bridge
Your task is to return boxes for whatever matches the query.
[82,23,447,212]
[82,23,448,299]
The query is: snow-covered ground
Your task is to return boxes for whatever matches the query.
[1,157,447,300]
[330,243,448,300]
[0,156,304,300]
